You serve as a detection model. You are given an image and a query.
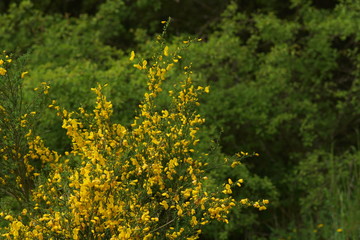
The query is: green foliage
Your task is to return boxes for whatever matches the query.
[180,1,360,238]
[1,0,360,238]
[293,149,360,239]
[0,1,49,53]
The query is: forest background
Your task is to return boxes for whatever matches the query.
[0,0,360,239]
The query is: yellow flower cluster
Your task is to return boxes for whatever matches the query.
[0,67,6,76]
[0,58,6,75]
[1,42,268,239]
[0,51,12,76]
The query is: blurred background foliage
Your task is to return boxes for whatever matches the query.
[1,0,360,239]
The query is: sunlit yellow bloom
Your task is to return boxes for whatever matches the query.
[164,46,169,56]
[0,67,6,75]
[21,71,29,78]
[259,206,267,211]
[222,184,232,194]
[129,51,135,61]
[134,64,142,70]
[160,200,169,210]
[21,209,27,215]
[231,161,240,168]
[240,198,248,204]
[190,216,198,226]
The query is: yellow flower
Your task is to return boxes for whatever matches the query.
[21,209,28,215]
[4,215,13,221]
[21,71,28,78]
[337,228,343,232]
[0,59,4,65]
[240,198,248,204]
[160,200,169,210]
[177,206,183,216]
[231,161,240,168]
[134,64,142,70]
[0,67,6,75]
[129,51,135,61]
[190,216,198,226]
[222,184,232,194]
[259,206,267,211]
[164,46,169,56]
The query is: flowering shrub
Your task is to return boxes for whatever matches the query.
[0,35,268,239]
[0,52,50,205]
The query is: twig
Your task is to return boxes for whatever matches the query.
[150,218,175,233]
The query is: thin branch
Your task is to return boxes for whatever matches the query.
[150,218,175,233]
